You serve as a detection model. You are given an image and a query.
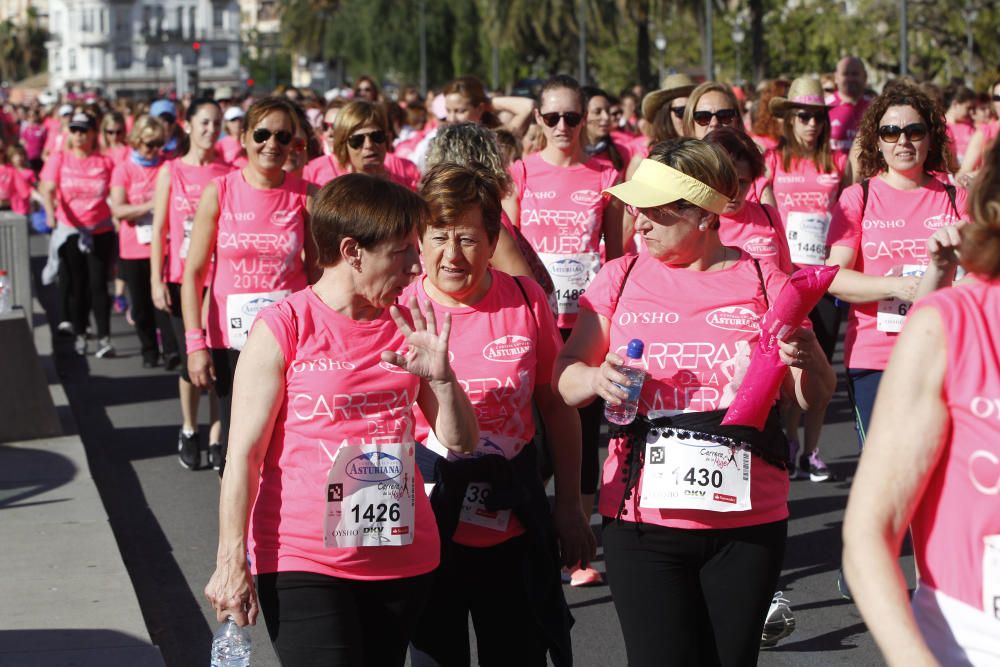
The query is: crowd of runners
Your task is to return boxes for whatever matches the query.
[3,56,998,666]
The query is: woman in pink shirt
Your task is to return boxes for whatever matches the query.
[303,100,419,191]
[100,111,130,165]
[204,173,478,667]
[151,98,233,472]
[555,140,834,667]
[19,106,46,173]
[844,142,1000,666]
[39,108,118,357]
[182,97,317,475]
[110,115,170,367]
[0,134,32,215]
[958,79,1000,182]
[582,86,631,173]
[407,163,593,667]
[944,85,976,169]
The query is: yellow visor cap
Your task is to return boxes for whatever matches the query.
[603,159,731,215]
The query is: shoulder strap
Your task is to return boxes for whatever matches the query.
[611,254,641,316]
[759,203,776,231]
[860,178,870,217]
[943,183,959,218]
[511,275,538,331]
[752,258,770,310]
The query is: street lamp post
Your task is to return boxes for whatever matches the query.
[654,32,666,85]
[731,24,745,81]
[963,2,979,85]
[704,0,714,81]
[899,0,908,76]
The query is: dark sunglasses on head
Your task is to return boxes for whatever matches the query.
[692,108,738,126]
[347,130,386,149]
[877,123,928,144]
[143,140,164,150]
[539,111,583,128]
[158,113,176,125]
[251,128,294,145]
[670,106,686,119]
[795,110,825,123]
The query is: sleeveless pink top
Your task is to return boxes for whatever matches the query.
[165,158,233,284]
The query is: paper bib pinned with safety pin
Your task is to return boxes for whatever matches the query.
[324,441,416,548]
[639,431,752,512]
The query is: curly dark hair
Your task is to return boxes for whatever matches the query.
[855,81,952,179]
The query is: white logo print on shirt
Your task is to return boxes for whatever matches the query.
[482,336,533,363]
[705,307,760,333]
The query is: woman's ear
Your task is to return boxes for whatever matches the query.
[341,238,361,270]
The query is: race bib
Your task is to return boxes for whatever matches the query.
[134,215,153,245]
[984,535,1000,620]
[458,482,511,532]
[876,264,925,333]
[324,442,416,548]
[785,211,830,265]
[225,290,290,350]
[639,430,752,512]
[539,251,600,317]
[179,216,194,259]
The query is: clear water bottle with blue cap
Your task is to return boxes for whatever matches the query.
[211,616,251,667]
[604,339,647,425]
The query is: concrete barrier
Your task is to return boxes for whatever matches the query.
[0,212,31,318]
[0,309,61,442]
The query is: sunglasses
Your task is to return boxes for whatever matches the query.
[692,108,738,126]
[347,130,386,149]
[158,113,176,125]
[670,106,686,119]
[992,95,1000,102]
[539,111,583,128]
[357,87,375,94]
[143,140,164,150]
[877,123,928,144]
[69,126,90,134]
[322,121,335,131]
[251,128,294,145]
[624,201,695,219]
[794,111,825,123]
[104,128,123,136]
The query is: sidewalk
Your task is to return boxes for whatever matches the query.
[0,289,164,665]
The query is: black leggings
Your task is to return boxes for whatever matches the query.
[59,231,115,338]
[118,257,175,362]
[561,328,601,494]
[808,294,845,363]
[603,517,787,667]
[211,347,239,460]
[410,535,549,667]
[256,570,433,667]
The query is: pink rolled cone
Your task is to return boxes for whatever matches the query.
[722,265,839,430]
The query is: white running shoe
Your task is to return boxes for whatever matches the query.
[761,591,796,647]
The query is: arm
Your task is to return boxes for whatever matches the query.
[602,198,624,261]
[778,328,836,412]
[493,96,536,137]
[759,183,778,209]
[501,188,520,229]
[826,245,919,305]
[957,130,985,181]
[553,307,632,409]
[535,382,597,567]
[489,225,533,278]
[914,224,963,300]
[39,180,56,231]
[182,182,220,389]
[110,184,155,221]
[149,167,173,311]
[843,306,949,666]
[204,321,285,626]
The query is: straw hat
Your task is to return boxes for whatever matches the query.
[641,73,697,123]
[768,77,831,117]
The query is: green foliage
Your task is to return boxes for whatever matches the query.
[0,7,48,84]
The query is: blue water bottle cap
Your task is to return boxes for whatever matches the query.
[626,339,644,359]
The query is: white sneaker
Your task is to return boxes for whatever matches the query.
[95,336,115,358]
[761,591,796,647]
[73,335,88,356]
[57,321,75,336]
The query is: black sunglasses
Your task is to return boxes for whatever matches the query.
[251,128,294,145]
[692,108,738,126]
[539,111,583,128]
[346,130,386,149]
[322,121,335,131]
[69,126,90,134]
[158,113,176,125]
[877,123,928,144]
[670,106,686,119]
[143,140,164,150]
[992,95,1000,102]
[794,111,825,123]
[104,128,124,136]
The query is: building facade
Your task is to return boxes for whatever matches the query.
[47,0,242,98]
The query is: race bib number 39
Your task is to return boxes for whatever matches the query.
[539,251,600,317]
[324,442,416,548]
[225,290,290,350]
[459,482,511,532]
[639,431,752,512]
[876,264,925,333]
[785,211,830,265]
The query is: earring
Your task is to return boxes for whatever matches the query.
[698,222,709,232]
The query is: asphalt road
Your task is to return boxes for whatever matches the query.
[33,238,900,666]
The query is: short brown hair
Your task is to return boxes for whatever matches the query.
[332,100,388,168]
[703,127,765,180]
[419,163,503,243]
[648,138,740,204]
[311,173,429,267]
[961,140,1000,279]
[243,97,303,143]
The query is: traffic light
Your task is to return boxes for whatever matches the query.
[192,41,201,52]
[246,78,255,89]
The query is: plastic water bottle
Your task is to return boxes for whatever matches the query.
[211,616,251,667]
[0,270,11,313]
[604,339,647,425]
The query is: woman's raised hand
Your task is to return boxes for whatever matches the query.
[382,297,455,384]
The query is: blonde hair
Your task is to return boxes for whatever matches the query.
[128,114,165,148]
[682,82,745,137]
[331,100,388,168]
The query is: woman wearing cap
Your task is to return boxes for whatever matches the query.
[151,99,187,160]
[204,173,479,667]
[406,163,592,667]
[217,105,247,167]
[507,74,624,587]
[554,138,835,667]
[182,97,317,474]
[151,98,233,470]
[826,81,967,453]
[765,77,850,481]
[843,141,1000,666]
[39,107,118,357]
[303,100,420,191]
[110,114,172,368]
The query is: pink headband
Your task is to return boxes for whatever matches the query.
[790,94,824,105]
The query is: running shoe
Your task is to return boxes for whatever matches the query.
[113,294,128,314]
[178,429,200,470]
[73,334,87,356]
[95,337,116,358]
[208,443,223,471]
[563,566,603,587]
[787,439,804,479]
[57,320,74,336]
[799,449,836,482]
[760,591,796,647]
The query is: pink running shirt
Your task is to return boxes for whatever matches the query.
[206,169,309,349]
[828,93,872,154]
[10,167,36,216]
[164,158,233,284]
[828,176,968,370]
[0,165,31,215]
[215,135,246,166]
[720,202,793,274]
[249,288,439,580]
[404,271,562,547]
[510,152,621,328]
[947,121,976,167]
[20,124,46,160]
[103,145,130,165]
[581,253,791,530]
[909,278,1000,616]
[39,151,115,232]
[303,153,420,191]
[111,157,162,260]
